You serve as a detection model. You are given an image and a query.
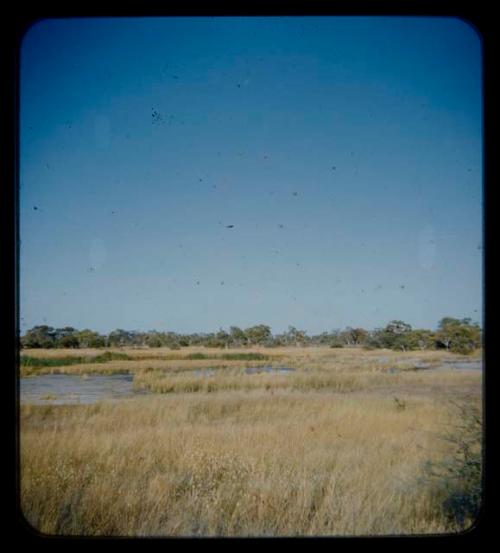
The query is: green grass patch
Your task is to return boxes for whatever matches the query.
[20,351,132,368]
[20,356,88,368]
[181,352,270,361]
[219,353,270,361]
[91,351,132,362]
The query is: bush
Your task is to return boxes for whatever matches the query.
[422,400,482,531]
[329,341,344,348]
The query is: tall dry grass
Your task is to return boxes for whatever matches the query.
[20,393,481,535]
[19,347,482,536]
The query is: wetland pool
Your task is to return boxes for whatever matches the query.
[20,373,148,405]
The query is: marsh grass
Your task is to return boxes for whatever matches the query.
[19,347,482,537]
[20,389,480,537]
[20,349,275,376]
[20,351,132,371]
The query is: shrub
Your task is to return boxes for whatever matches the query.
[329,341,344,348]
[422,400,482,531]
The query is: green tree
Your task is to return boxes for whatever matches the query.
[338,327,368,347]
[53,327,80,348]
[145,332,164,348]
[400,329,436,351]
[229,326,247,347]
[244,324,272,346]
[285,326,308,347]
[436,318,481,354]
[76,329,105,348]
[366,321,413,350]
[216,328,231,349]
[108,329,134,347]
[22,325,57,348]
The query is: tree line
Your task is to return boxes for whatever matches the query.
[20,317,481,355]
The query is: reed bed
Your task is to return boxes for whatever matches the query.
[20,388,481,537]
[19,347,482,537]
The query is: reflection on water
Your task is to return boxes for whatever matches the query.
[20,374,149,405]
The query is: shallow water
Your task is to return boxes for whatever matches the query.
[244,366,296,375]
[440,360,482,371]
[19,373,149,405]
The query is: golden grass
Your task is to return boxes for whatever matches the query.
[19,347,483,537]
[19,346,482,377]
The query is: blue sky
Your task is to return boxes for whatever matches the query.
[20,16,483,335]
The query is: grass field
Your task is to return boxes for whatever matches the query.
[19,346,483,537]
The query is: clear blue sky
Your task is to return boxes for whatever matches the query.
[20,16,483,335]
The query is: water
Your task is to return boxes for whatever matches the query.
[20,374,149,405]
[193,369,216,377]
[440,360,482,371]
[244,366,296,375]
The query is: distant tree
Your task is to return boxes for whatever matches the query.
[363,329,384,349]
[338,327,368,347]
[53,327,79,348]
[187,333,205,346]
[386,320,413,335]
[311,331,329,345]
[57,334,80,348]
[328,333,345,348]
[244,324,272,346]
[229,326,247,347]
[76,329,106,348]
[436,318,481,354]
[178,336,190,347]
[285,326,309,347]
[108,329,134,347]
[216,328,231,349]
[145,332,164,348]
[22,325,57,348]
[269,333,287,347]
[401,329,436,351]
[364,321,412,350]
